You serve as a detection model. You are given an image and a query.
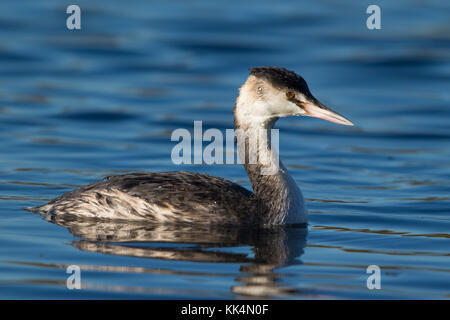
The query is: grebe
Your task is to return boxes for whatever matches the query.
[27,67,353,226]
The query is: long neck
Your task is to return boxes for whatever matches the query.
[233,113,307,225]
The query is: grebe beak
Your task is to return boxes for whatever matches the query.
[301,98,354,126]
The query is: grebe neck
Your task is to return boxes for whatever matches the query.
[233,113,307,225]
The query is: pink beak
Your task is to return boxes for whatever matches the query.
[302,99,354,126]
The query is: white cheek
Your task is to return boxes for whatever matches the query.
[235,85,307,120]
[268,99,304,117]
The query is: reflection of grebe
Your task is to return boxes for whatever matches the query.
[27,67,353,225]
[42,216,310,298]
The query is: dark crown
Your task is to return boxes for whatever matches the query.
[249,66,311,96]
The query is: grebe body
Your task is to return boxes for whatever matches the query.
[27,67,353,226]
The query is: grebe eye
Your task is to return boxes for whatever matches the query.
[286,91,295,99]
[257,87,262,92]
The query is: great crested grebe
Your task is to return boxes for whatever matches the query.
[27,67,353,226]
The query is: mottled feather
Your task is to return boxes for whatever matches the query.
[29,172,268,225]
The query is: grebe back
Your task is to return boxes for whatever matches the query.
[27,66,353,226]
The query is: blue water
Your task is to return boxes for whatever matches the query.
[0,0,449,299]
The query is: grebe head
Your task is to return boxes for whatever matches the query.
[235,66,354,126]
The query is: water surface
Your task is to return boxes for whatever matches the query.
[0,0,449,299]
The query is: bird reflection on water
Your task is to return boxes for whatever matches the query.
[44,213,308,298]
